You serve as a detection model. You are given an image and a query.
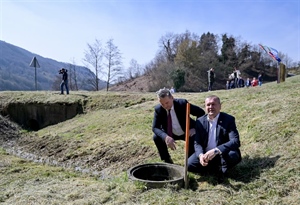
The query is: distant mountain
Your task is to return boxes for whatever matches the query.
[0,40,105,91]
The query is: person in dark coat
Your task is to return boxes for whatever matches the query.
[238,76,245,88]
[188,95,242,183]
[60,68,69,95]
[152,88,205,164]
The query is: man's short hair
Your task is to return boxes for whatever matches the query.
[156,88,172,98]
[206,95,221,104]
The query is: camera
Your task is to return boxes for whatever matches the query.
[59,68,66,74]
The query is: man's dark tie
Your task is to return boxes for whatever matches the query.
[167,110,172,137]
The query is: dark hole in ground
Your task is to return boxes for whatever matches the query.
[28,119,40,131]
[128,163,184,188]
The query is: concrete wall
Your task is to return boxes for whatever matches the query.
[2,102,83,130]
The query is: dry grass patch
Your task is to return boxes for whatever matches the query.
[0,76,300,204]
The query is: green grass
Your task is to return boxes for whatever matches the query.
[0,76,300,204]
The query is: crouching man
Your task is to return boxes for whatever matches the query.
[188,95,242,183]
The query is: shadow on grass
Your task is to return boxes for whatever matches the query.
[229,155,280,183]
[188,155,280,190]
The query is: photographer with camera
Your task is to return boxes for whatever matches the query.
[59,68,69,95]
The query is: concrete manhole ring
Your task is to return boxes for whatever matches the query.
[128,163,184,188]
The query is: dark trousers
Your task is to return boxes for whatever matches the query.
[153,133,195,161]
[188,150,241,174]
[208,81,214,91]
[60,80,69,94]
[234,78,239,88]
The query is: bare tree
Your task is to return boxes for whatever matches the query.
[83,39,103,91]
[103,39,123,91]
[159,32,179,63]
[127,59,143,79]
[281,53,293,69]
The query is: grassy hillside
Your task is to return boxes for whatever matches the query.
[0,76,300,204]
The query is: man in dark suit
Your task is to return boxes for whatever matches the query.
[152,88,205,164]
[188,95,241,182]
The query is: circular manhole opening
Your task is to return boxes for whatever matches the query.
[128,163,184,188]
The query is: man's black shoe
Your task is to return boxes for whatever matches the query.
[163,158,174,164]
[217,170,226,184]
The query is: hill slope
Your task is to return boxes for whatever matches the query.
[0,76,299,204]
[0,40,103,91]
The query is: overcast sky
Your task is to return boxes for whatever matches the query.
[0,0,299,69]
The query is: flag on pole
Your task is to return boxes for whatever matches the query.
[259,44,281,62]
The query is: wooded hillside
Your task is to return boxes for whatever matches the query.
[1,30,299,92]
[143,31,297,92]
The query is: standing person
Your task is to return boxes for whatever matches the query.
[59,68,69,95]
[207,68,215,91]
[233,67,241,88]
[228,73,235,89]
[258,73,263,86]
[152,88,205,164]
[188,95,242,183]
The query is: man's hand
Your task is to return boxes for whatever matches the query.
[199,154,209,166]
[203,149,217,161]
[165,136,176,150]
[189,128,196,137]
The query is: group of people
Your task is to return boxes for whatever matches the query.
[226,68,263,90]
[152,88,242,183]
